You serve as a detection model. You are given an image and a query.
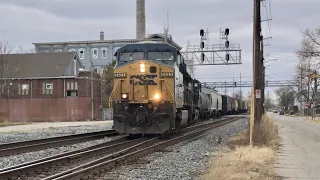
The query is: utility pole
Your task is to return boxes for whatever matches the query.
[240,73,242,100]
[90,50,95,120]
[233,76,235,97]
[261,35,265,114]
[299,64,303,116]
[253,0,262,130]
[313,71,318,117]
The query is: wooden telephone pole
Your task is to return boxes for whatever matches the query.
[250,0,262,144]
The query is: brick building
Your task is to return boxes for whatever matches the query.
[0,52,101,122]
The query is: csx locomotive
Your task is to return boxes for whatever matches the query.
[110,41,248,136]
[110,41,201,135]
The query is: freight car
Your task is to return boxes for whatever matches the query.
[109,41,249,136]
[201,87,222,118]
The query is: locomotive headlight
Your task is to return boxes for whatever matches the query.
[154,93,160,100]
[140,63,145,72]
[121,93,128,99]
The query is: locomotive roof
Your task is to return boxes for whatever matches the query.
[114,42,179,56]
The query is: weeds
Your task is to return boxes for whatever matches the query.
[0,119,29,127]
[201,115,282,180]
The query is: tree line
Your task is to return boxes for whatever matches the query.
[273,27,320,112]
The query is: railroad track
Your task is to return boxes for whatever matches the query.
[0,117,243,180]
[0,129,119,157]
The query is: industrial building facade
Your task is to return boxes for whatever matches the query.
[32,32,182,72]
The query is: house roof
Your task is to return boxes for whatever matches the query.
[0,52,82,79]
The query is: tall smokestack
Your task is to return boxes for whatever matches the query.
[100,31,104,40]
[136,0,146,39]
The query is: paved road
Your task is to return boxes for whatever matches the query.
[268,112,320,180]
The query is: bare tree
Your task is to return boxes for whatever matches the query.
[264,90,276,110]
[101,60,116,108]
[232,90,243,100]
[0,40,21,98]
[297,27,320,61]
[276,86,296,111]
[15,45,24,54]
[14,45,35,54]
[296,27,320,108]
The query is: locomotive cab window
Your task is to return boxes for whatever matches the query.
[148,51,174,61]
[119,52,144,61]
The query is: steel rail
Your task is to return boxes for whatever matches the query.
[0,129,118,156]
[45,117,242,180]
[0,136,149,180]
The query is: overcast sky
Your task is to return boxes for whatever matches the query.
[1,0,319,101]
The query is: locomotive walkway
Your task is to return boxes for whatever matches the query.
[269,113,320,179]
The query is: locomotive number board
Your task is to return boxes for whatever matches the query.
[114,72,127,78]
[160,72,174,78]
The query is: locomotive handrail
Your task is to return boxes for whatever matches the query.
[161,79,174,100]
[108,80,121,110]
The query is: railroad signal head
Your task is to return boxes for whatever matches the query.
[200,42,205,49]
[200,29,204,37]
[225,28,229,35]
[225,53,230,61]
[201,53,205,62]
[225,40,229,48]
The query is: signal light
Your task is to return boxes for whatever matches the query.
[200,29,204,37]
[225,54,230,61]
[200,42,204,49]
[225,28,229,35]
[225,40,229,48]
[201,53,205,62]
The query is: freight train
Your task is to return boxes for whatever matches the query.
[109,41,248,136]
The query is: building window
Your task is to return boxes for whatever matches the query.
[18,83,29,96]
[78,48,85,59]
[66,90,78,97]
[68,49,76,52]
[102,48,107,58]
[66,81,78,97]
[43,83,53,95]
[55,49,62,52]
[92,48,98,59]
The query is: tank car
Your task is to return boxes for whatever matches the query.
[201,87,223,118]
[199,91,211,119]
[110,42,200,136]
[234,98,239,114]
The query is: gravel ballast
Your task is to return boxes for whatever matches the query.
[101,117,249,180]
[0,136,121,169]
[0,123,113,144]
[0,123,114,169]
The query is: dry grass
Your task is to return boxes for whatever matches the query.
[201,115,283,180]
[0,120,29,127]
[303,116,320,123]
